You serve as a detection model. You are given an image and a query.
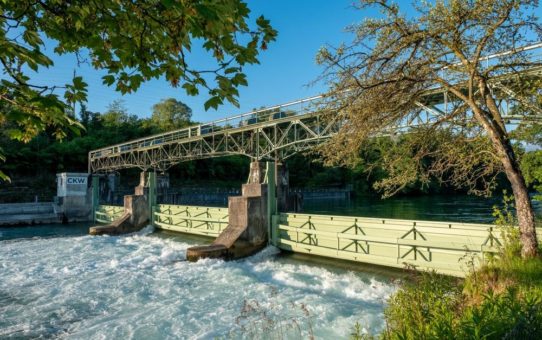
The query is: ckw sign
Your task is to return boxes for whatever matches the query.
[67,177,87,185]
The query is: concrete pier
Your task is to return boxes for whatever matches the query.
[89,195,149,235]
[89,172,152,235]
[186,161,269,261]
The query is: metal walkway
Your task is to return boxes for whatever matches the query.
[89,46,542,173]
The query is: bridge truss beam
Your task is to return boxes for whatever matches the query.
[89,60,542,173]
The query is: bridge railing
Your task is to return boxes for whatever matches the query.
[89,94,327,160]
[271,212,542,277]
[153,204,229,237]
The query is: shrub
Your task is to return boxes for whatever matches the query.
[355,195,542,339]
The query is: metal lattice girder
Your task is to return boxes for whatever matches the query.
[89,47,542,173]
[89,93,539,173]
[90,110,343,172]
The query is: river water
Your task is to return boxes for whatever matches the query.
[304,194,542,223]
[1,194,539,339]
[0,225,395,339]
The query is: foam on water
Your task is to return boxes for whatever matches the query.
[0,231,396,339]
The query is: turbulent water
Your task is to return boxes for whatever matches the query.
[0,226,396,339]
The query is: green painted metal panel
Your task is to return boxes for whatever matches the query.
[148,172,157,225]
[153,204,228,237]
[266,161,276,245]
[95,205,124,224]
[273,212,542,277]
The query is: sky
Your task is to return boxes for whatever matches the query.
[29,1,369,123]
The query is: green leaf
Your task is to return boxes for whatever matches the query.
[22,30,43,47]
[102,75,116,86]
[182,83,199,96]
[161,0,175,8]
[0,170,10,183]
[204,96,223,111]
[72,76,87,90]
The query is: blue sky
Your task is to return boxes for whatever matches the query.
[29,1,369,122]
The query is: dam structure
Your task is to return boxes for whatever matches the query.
[86,45,542,277]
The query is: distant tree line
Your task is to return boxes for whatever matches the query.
[1,97,540,203]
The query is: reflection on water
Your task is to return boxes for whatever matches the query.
[303,194,542,224]
[0,223,89,241]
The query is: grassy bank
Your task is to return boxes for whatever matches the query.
[353,199,542,339]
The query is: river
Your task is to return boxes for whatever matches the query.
[0,225,395,339]
[0,194,538,338]
[304,193,542,223]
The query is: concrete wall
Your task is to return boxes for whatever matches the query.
[55,193,92,222]
[0,202,60,226]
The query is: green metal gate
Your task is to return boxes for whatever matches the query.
[94,205,124,224]
[272,212,542,277]
[153,204,228,237]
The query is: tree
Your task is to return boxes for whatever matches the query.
[317,0,542,257]
[101,100,132,128]
[0,0,277,180]
[151,98,192,132]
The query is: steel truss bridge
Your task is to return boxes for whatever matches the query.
[89,45,542,173]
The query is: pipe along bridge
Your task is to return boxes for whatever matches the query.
[88,45,542,276]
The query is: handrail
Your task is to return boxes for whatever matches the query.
[89,94,326,156]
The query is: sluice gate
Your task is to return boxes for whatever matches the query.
[89,163,542,277]
[86,45,542,276]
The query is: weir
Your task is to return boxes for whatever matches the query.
[82,45,542,276]
[89,172,152,235]
[87,160,542,277]
[185,161,270,261]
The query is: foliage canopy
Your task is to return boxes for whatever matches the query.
[150,98,192,132]
[317,0,542,256]
[0,0,277,180]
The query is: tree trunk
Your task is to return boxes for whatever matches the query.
[493,135,538,257]
[470,86,539,257]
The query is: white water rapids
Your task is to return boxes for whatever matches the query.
[0,226,397,339]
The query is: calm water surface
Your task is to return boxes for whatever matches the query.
[1,194,538,339]
[304,194,542,224]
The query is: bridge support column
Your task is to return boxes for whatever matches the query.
[275,162,302,213]
[148,171,157,226]
[92,175,99,222]
[135,171,148,195]
[276,162,288,212]
[89,170,152,235]
[186,161,270,261]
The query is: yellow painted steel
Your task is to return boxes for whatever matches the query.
[272,212,542,277]
[95,205,124,224]
[153,204,228,237]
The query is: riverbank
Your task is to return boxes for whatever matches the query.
[360,247,542,339]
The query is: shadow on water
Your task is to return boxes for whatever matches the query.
[0,223,89,242]
[276,251,406,280]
